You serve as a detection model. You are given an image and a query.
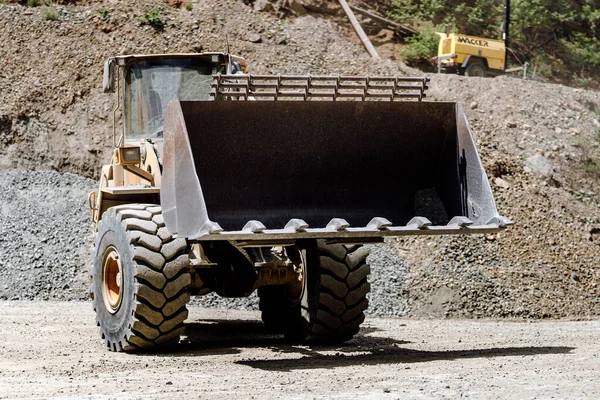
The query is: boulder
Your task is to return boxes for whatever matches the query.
[525,153,554,181]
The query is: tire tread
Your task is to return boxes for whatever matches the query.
[92,204,190,352]
[309,241,370,342]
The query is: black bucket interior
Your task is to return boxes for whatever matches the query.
[177,101,464,230]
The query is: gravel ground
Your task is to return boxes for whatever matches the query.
[0,171,95,300]
[192,243,411,317]
[0,168,598,319]
[0,170,411,316]
[1,301,599,399]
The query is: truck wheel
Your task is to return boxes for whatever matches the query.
[91,204,191,352]
[465,62,487,77]
[259,240,370,342]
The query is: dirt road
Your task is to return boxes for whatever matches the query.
[0,302,598,399]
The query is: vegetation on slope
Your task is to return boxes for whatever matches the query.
[390,0,600,87]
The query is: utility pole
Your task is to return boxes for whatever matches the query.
[503,0,510,70]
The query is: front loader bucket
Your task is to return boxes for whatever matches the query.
[161,100,509,240]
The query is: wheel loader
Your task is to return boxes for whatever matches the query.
[89,52,511,352]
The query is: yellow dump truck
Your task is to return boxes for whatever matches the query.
[432,32,507,77]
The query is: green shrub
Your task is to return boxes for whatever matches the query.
[390,0,446,25]
[27,0,40,7]
[401,24,439,69]
[98,7,110,21]
[584,157,600,177]
[143,8,164,29]
[43,6,58,21]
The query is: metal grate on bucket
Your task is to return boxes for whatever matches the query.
[210,74,430,102]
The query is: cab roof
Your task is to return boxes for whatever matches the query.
[112,53,246,67]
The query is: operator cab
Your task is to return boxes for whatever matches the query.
[125,57,219,140]
[103,53,247,144]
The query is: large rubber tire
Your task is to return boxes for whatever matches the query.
[465,62,487,77]
[91,204,191,352]
[259,240,371,342]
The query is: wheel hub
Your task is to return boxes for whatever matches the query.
[102,246,123,314]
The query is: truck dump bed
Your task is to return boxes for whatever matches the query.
[161,75,510,241]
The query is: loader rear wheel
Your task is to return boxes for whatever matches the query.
[465,62,486,77]
[91,204,191,352]
[259,240,370,342]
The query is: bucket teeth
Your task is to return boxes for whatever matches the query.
[367,217,392,230]
[326,218,350,231]
[447,216,473,227]
[242,220,266,233]
[204,221,223,234]
[407,217,432,229]
[486,216,513,228]
[501,217,514,226]
[284,219,309,232]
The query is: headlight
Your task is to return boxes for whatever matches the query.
[119,147,141,164]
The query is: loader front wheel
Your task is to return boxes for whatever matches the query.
[260,240,371,343]
[91,204,191,352]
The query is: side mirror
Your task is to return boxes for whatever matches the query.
[231,61,243,75]
[103,58,116,93]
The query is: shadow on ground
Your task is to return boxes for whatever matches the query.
[237,344,575,371]
[138,318,575,370]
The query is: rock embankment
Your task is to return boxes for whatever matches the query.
[1,0,600,319]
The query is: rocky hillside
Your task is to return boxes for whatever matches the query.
[1,0,600,318]
[0,0,410,176]
[406,75,600,318]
